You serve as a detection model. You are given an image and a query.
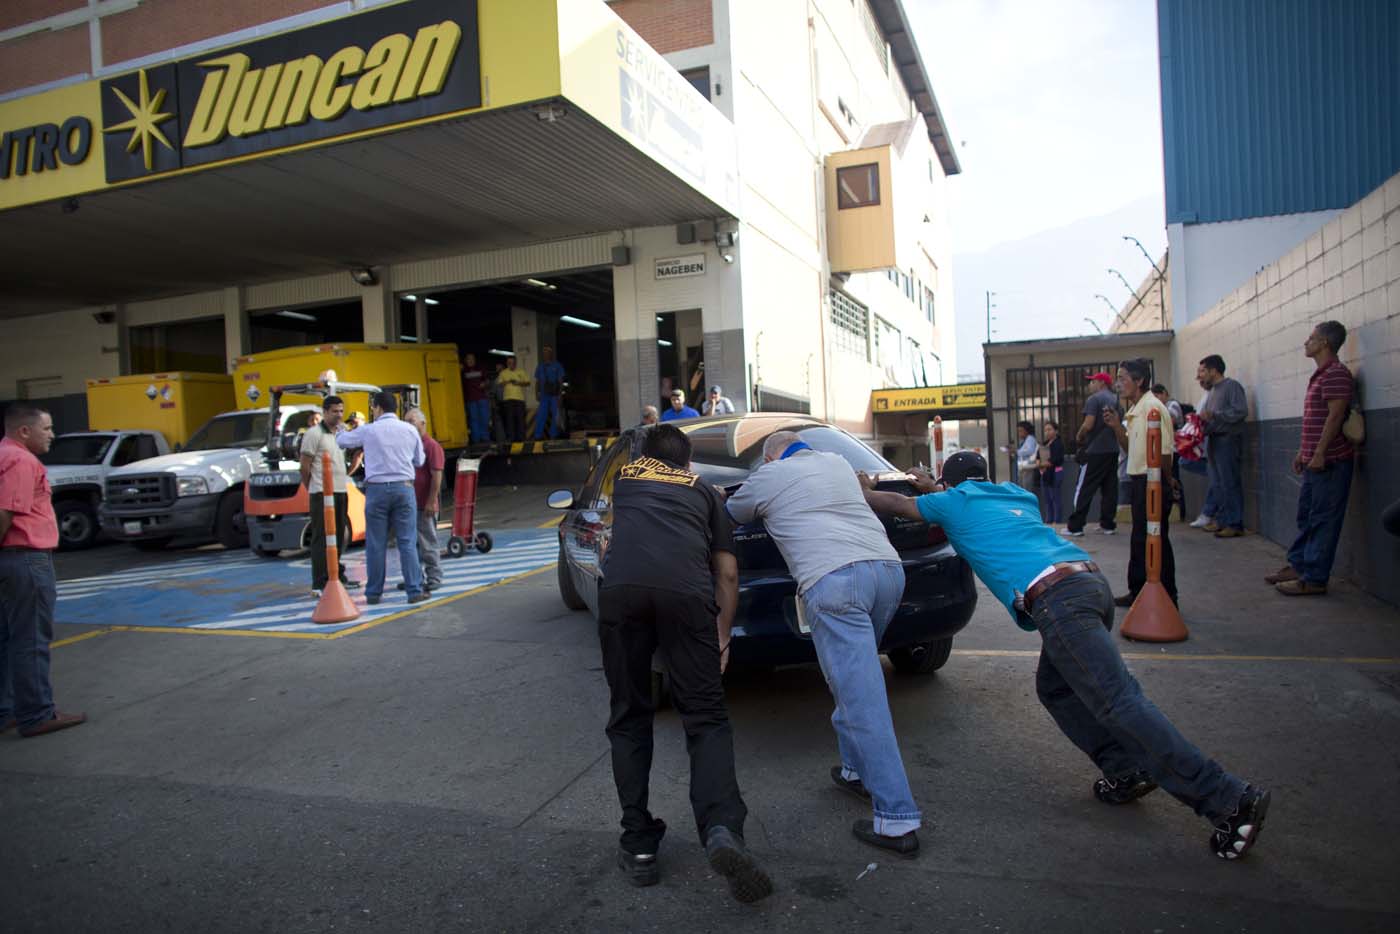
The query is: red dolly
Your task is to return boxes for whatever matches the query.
[446,456,493,557]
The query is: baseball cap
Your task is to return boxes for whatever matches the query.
[709,385,722,394]
[940,451,989,487]
[1085,371,1114,384]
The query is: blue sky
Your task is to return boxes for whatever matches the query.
[906,0,1169,376]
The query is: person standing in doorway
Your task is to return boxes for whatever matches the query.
[488,361,508,443]
[403,408,445,595]
[461,353,491,446]
[1038,421,1066,526]
[300,395,360,597]
[1103,360,1177,608]
[1266,321,1357,596]
[1065,372,1121,537]
[1010,420,1039,491]
[533,345,566,440]
[702,386,735,416]
[336,391,425,606]
[660,389,700,422]
[498,355,530,442]
[639,405,659,426]
[1196,355,1248,538]
[0,404,86,738]
[596,424,772,902]
[725,431,923,858]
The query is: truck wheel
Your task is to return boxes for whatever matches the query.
[56,501,99,550]
[889,637,954,675]
[215,491,249,549]
[557,544,586,611]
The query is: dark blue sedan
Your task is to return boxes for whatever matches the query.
[548,414,977,677]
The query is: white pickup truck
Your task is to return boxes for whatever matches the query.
[43,431,171,550]
[99,405,320,551]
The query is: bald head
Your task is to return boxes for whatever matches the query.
[763,430,800,462]
[405,408,427,434]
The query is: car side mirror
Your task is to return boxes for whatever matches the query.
[547,489,574,510]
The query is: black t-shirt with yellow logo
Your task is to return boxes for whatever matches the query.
[601,456,735,598]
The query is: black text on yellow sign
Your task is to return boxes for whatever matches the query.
[100,0,480,183]
[871,383,988,413]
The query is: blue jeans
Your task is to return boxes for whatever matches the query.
[1030,571,1244,823]
[1287,459,1354,585]
[364,483,422,600]
[0,550,57,730]
[803,560,921,836]
[467,400,490,444]
[1205,434,1243,529]
[1040,469,1063,523]
[533,394,561,439]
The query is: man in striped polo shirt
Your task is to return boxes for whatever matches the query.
[1265,321,1356,596]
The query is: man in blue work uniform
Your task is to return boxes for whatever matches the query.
[860,451,1271,862]
[659,389,699,421]
[532,345,566,439]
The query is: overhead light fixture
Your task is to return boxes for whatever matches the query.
[657,339,674,347]
[532,102,568,123]
[524,278,557,290]
[399,335,419,342]
[656,316,664,322]
[488,348,515,357]
[424,297,440,305]
[276,310,317,322]
[351,267,378,286]
[403,294,418,301]
[560,315,601,329]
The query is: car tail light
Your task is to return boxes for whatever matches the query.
[927,524,947,546]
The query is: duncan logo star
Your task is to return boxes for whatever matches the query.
[105,69,175,171]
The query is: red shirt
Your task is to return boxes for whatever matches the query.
[413,434,446,509]
[1300,358,1355,463]
[0,437,59,550]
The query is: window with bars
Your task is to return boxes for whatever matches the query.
[829,289,870,359]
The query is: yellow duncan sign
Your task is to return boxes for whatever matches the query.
[872,383,988,413]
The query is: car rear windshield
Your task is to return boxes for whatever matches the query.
[184,414,269,452]
[41,435,114,466]
[684,422,892,485]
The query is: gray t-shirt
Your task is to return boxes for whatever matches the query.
[300,424,348,494]
[1082,388,1123,455]
[725,449,899,594]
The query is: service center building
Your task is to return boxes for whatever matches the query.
[1,0,959,455]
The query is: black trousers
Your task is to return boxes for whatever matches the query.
[503,400,526,442]
[1126,475,1177,603]
[598,584,747,854]
[309,491,349,590]
[1067,452,1119,532]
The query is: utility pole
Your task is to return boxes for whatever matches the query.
[985,291,997,343]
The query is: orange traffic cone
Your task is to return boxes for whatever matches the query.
[1121,410,1189,643]
[312,451,360,625]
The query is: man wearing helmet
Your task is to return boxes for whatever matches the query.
[858,452,1271,862]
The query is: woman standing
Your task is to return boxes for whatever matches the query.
[1039,421,1066,525]
[1013,420,1039,491]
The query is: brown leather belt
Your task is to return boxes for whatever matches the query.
[1024,561,1099,611]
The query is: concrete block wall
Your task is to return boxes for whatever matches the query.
[1171,170,1400,605]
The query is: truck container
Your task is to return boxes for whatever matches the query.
[86,372,234,449]
[232,343,466,449]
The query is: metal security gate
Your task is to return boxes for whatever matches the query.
[1002,360,1151,464]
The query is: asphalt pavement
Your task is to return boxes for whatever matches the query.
[4,493,1399,933]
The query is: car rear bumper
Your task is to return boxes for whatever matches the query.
[729,550,978,668]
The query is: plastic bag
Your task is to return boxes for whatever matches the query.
[1175,413,1206,463]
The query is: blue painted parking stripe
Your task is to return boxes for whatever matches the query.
[55,529,560,635]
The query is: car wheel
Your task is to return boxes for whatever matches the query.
[889,637,954,675]
[557,543,586,611]
[215,490,248,549]
[55,501,99,550]
[132,537,173,551]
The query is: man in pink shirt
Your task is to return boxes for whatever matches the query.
[1,404,86,738]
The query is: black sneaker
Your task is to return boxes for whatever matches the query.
[1210,786,1271,861]
[1093,770,1158,805]
[616,847,660,887]
[830,766,872,802]
[704,826,773,903]
[851,819,919,859]
[343,579,361,590]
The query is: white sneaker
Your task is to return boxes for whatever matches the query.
[1189,514,1212,529]
[1100,528,1116,535]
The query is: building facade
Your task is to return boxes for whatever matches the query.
[0,0,959,457]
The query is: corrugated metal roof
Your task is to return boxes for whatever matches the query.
[1159,0,1400,225]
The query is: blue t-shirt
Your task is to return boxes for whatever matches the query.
[660,405,700,421]
[916,481,1089,630]
[535,361,566,395]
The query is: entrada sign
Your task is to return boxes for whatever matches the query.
[655,254,706,280]
[871,382,987,413]
[100,0,480,182]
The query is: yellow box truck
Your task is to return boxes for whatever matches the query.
[86,372,234,448]
[232,343,466,449]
